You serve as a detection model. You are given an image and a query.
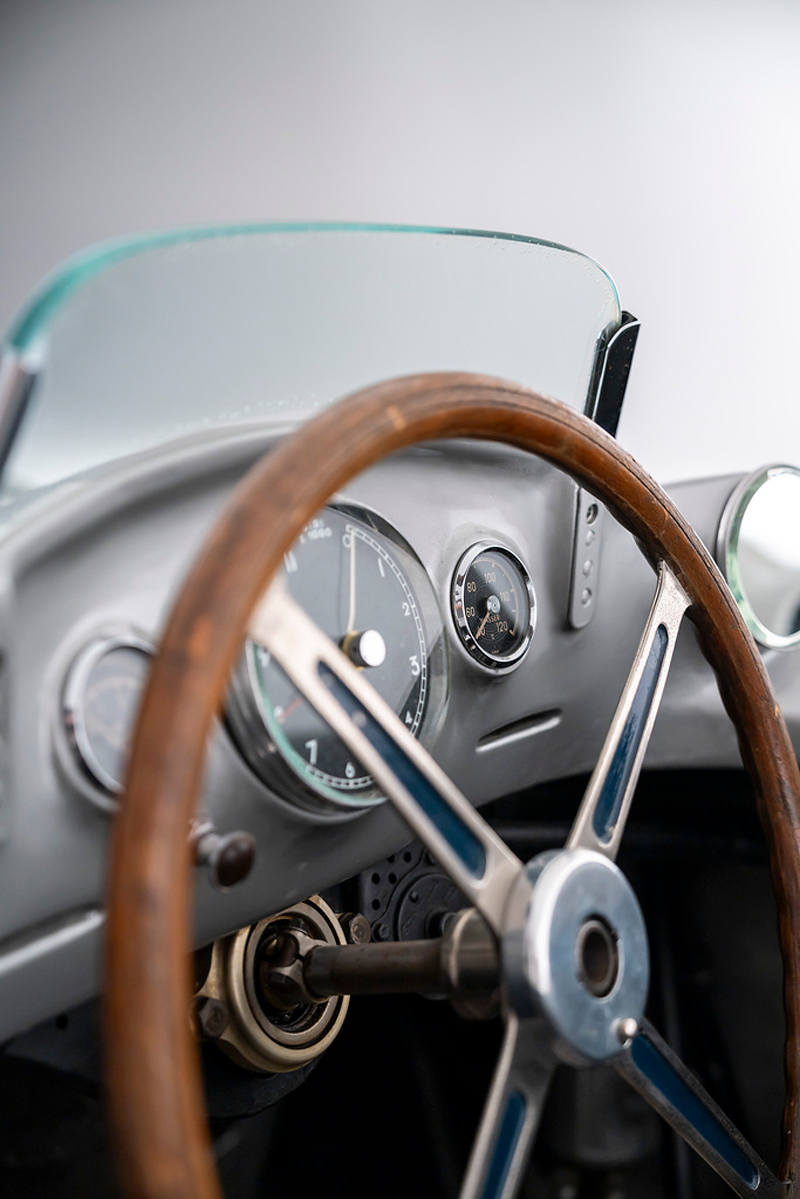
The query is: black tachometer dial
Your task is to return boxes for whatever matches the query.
[451,543,535,671]
[227,506,447,812]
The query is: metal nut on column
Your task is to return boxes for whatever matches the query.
[193,996,229,1040]
[440,908,501,1020]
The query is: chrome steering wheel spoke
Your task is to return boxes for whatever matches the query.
[460,1014,555,1199]
[567,561,689,860]
[615,1020,786,1197]
[249,580,522,935]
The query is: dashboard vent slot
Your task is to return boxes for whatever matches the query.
[476,709,562,753]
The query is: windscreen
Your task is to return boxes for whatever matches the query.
[0,224,620,499]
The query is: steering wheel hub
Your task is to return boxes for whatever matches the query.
[502,849,649,1064]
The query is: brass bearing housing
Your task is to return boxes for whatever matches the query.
[195,895,350,1073]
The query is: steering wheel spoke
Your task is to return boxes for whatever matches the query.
[461,1014,555,1199]
[249,580,522,935]
[567,561,689,860]
[614,1020,786,1197]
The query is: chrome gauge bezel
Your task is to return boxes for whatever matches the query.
[58,630,155,811]
[716,463,800,651]
[226,503,449,816]
[451,542,536,672]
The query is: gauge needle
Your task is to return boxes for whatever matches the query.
[346,529,357,632]
[476,595,500,640]
[476,607,492,640]
[276,696,303,725]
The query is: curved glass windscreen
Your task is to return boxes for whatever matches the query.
[0,223,620,501]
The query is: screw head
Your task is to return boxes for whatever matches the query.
[339,912,371,944]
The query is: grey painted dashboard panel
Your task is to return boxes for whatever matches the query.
[0,429,795,1042]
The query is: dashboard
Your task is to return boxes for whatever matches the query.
[1,419,796,1044]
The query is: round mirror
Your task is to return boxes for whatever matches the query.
[718,464,800,650]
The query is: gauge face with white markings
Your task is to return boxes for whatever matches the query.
[228,506,447,811]
[451,543,535,671]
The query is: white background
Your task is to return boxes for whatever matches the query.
[2,0,799,481]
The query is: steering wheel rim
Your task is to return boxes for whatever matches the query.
[106,373,800,1198]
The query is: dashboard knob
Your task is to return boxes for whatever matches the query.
[192,823,256,890]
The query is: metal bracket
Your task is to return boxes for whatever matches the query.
[568,489,604,629]
[0,351,38,487]
[585,312,641,439]
[568,313,640,629]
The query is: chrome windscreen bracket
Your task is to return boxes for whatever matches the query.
[0,352,39,485]
[568,313,640,629]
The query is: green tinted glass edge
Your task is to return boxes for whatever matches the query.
[5,221,620,356]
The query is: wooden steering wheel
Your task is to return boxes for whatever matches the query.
[106,374,800,1199]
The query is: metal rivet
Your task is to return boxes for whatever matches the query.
[616,1016,639,1046]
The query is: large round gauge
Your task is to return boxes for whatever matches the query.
[61,633,154,805]
[717,463,800,650]
[451,543,535,671]
[227,505,447,812]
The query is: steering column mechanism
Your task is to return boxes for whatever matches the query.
[192,896,350,1075]
[254,852,648,1073]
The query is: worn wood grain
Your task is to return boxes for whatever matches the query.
[106,373,800,1196]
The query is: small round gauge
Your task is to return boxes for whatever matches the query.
[227,505,447,812]
[62,634,154,799]
[451,543,535,671]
